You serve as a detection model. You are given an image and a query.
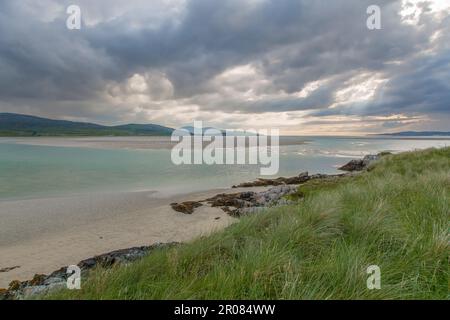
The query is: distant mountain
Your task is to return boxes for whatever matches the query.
[0,113,174,136]
[180,126,259,136]
[180,126,228,136]
[377,131,450,137]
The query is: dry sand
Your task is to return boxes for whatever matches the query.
[0,186,269,288]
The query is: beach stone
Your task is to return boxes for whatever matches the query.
[0,288,8,300]
[29,274,46,286]
[339,154,382,171]
[3,242,179,300]
[8,280,21,291]
[22,285,49,298]
[338,159,366,171]
[206,184,299,216]
[232,172,310,188]
[44,276,66,286]
[277,198,295,206]
[19,281,65,299]
[0,266,20,273]
[206,192,257,208]
[170,201,203,214]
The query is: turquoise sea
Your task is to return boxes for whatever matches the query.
[0,136,448,200]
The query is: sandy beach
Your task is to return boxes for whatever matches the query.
[2,136,309,150]
[2,136,449,289]
[0,186,269,288]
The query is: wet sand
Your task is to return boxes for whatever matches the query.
[2,136,308,150]
[0,186,269,288]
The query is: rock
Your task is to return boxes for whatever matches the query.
[170,201,203,214]
[46,281,66,292]
[0,266,20,273]
[78,244,174,270]
[0,288,8,300]
[232,172,310,188]
[205,185,298,217]
[338,159,366,171]
[22,285,48,298]
[338,154,381,172]
[29,274,46,286]
[10,281,64,299]
[277,198,295,206]
[44,276,66,286]
[283,172,310,184]
[255,197,266,205]
[8,280,21,291]
[206,192,257,208]
[2,242,178,300]
[362,154,380,166]
[240,191,255,199]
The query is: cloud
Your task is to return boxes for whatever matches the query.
[0,0,448,133]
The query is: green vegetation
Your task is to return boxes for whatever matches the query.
[0,113,173,136]
[48,148,449,299]
[0,129,171,137]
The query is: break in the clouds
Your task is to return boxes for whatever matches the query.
[0,0,448,134]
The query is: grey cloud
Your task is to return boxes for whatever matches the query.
[311,45,450,118]
[0,0,448,130]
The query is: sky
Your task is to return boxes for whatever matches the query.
[0,0,448,135]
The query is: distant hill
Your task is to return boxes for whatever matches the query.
[377,131,450,137]
[181,126,259,136]
[0,113,174,136]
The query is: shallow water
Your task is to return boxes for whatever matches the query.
[0,136,448,200]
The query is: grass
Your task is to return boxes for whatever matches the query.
[47,147,449,299]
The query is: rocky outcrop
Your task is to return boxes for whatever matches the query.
[231,172,349,188]
[338,159,367,171]
[170,201,203,214]
[206,192,257,217]
[0,242,177,300]
[206,185,298,217]
[168,172,350,217]
[338,153,389,172]
[0,266,20,273]
[232,172,310,188]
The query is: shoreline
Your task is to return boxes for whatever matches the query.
[0,150,421,294]
[0,185,273,288]
[0,136,309,150]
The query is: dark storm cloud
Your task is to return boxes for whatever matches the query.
[0,3,95,97]
[87,0,399,97]
[311,44,450,118]
[0,0,448,130]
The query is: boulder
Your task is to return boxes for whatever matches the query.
[205,185,298,216]
[1,242,178,300]
[338,159,366,171]
[0,266,20,273]
[206,193,256,208]
[338,154,381,171]
[170,201,203,214]
[232,172,310,188]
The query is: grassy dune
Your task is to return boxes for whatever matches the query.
[48,148,449,299]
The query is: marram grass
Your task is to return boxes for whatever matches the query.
[47,147,449,300]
